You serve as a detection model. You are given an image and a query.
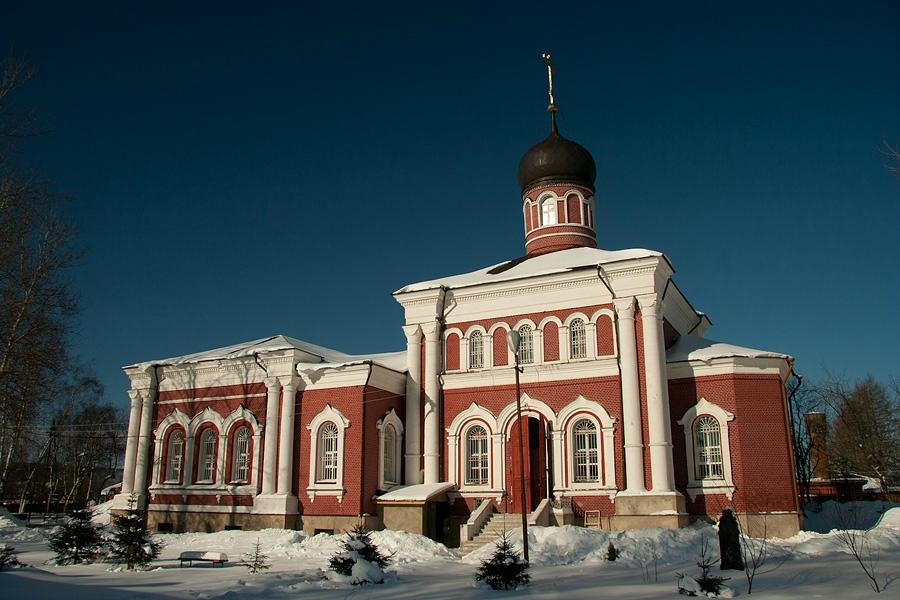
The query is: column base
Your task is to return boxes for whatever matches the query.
[253,493,299,515]
[111,492,147,511]
[612,491,689,529]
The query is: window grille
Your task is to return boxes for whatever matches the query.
[198,428,217,483]
[465,425,489,485]
[469,331,484,369]
[165,430,183,483]
[541,197,557,225]
[573,419,599,483]
[383,424,397,485]
[570,318,587,359]
[518,325,534,364]
[694,416,723,479]
[231,426,250,483]
[318,422,340,482]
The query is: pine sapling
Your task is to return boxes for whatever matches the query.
[108,499,162,570]
[0,545,23,569]
[328,525,391,584]
[606,541,620,561]
[474,533,531,591]
[242,538,271,574]
[48,509,104,564]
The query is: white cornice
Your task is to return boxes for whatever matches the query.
[666,356,790,381]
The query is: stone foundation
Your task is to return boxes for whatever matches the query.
[299,514,381,536]
[146,510,298,533]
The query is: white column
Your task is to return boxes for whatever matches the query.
[421,321,442,484]
[402,325,423,485]
[261,377,281,495]
[131,388,156,503]
[276,375,298,496]
[120,390,143,494]
[638,294,676,492]
[614,297,645,492]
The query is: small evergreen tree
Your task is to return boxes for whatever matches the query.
[328,525,391,584]
[677,537,729,597]
[108,498,161,570]
[606,541,620,561]
[474,533,530,591]
[48,509,103,564]
[242,538,271,574]
[0,545,22,569]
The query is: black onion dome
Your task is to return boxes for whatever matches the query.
[517,117,596,192]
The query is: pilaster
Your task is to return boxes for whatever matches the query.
[421,321,442,484]
[614,297,645,493]
[402,324,423,484]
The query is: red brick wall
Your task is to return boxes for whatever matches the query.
[445,332,460,370]
[596,314,614,356]
[668,374,797,515]
[567,194,581,224]
[360,386,406,514]
[544,321,560,361]
[493,328,508,366]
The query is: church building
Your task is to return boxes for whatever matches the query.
[113,65,801,542]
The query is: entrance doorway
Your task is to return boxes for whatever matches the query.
[506,414,552,513]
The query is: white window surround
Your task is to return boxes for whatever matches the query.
[539,194,558,225]
[462,325,488,371]
[150,406,260,494]
[306,404,350,501]
[197,428,218,483]
[677,398,736,500]
[230,426,251,483]
[376,409,404,490]
[446,403,504,495]
[562,313,593,362]
[164,429,185,483]
[556,396,617,492]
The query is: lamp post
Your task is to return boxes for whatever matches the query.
[506,329,529,563]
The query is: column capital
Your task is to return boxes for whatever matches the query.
[420,321,441,342]
[278,374,300,390]
[637,293,662,318]
[402,323,423,342]
[264,376,282,392]
[613,296,636,318]
[127,389,142,404]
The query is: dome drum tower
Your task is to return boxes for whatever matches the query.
[518,55,598,256]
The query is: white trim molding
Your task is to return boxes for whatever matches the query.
[376,409,404,490]
[556,396,617,494]
[677,398,736,500]
[306,404,350,501]
[446,403,503,495]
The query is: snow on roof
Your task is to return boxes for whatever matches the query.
[126,334,407,373]
[375,482,456,503]
[395,246,663,294]
[667,334,790,363]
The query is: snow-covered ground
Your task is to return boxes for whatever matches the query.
[2,501,898,599]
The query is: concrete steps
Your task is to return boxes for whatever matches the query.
[457,513,525,556]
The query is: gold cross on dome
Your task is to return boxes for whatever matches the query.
[542,52,556,110]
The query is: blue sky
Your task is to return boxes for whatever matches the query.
[3,1,898,405]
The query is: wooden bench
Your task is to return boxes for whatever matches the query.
[178,551,228,567]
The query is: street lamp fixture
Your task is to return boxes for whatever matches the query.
[506,329,529,563]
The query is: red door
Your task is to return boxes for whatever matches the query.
[506,415,531,513]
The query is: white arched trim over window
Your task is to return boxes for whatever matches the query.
[539,194,558,225]
[446,403,503,496]
[151,409,191,487]
[222,405,261,488]
[306,404,350,501]
[377,409,404,490]
[557,396,617,493]
[677,398,735,500]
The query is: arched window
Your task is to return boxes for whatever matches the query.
[197,428,217,483]
[382,424,398,486]
[694,416,723,480]
[572,419,600,483]
[465,425,489,485]
[164,430,184,483]
[570,318,587,359]
[540,196,557,225]
[317,422,340,483]
[518,324,534,364]
[469,331,484,369]
[230,426,251,483]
